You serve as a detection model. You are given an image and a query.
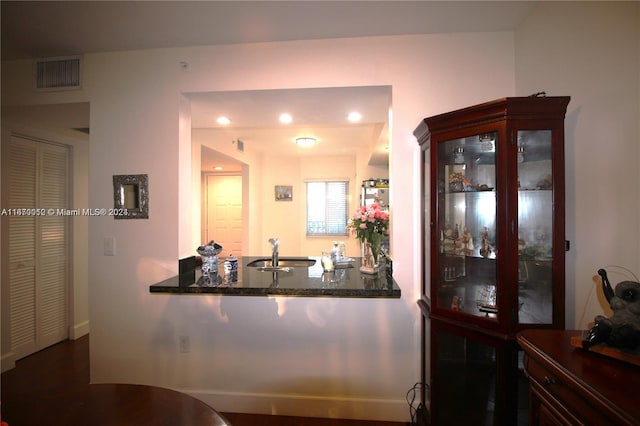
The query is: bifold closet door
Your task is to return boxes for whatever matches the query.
[5,136,69,360]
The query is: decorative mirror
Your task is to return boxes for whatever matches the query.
[113,174,149,219]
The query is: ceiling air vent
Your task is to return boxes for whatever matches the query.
[35,56,81,90]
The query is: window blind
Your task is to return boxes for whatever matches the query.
[306,181,348,236]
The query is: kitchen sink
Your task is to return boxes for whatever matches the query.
[246,257,317,268]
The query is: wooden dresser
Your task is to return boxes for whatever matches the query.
[517,329,640,425]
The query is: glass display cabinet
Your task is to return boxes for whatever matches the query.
[414,96,570,425]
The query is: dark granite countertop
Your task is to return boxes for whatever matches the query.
[149,256,400,298]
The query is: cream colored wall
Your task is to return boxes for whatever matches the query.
[515,1,640,329]
[94,32,513,421]
[260,152,303,254]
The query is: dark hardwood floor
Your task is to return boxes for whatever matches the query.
[1,336,407,426]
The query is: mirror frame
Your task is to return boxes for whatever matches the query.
[113,174,149,219]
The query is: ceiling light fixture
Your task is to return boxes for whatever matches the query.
[216,116,231,125]
[279,113,293,124]
[295,137,317,147]
[347,111,362,122]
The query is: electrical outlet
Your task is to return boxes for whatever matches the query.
[104,236,116,256]
[179,335,190,353]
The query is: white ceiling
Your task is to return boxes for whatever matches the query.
[191,86,392,171]
[1,1,535,61]
[1,1,535,170]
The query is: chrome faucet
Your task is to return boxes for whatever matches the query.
[268,237,279,266]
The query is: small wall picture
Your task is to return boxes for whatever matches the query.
[275,185,293,201]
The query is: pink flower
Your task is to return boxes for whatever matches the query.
[346,203,390,245]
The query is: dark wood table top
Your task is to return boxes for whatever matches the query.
[517,329,640,425]
[61,383,231,425]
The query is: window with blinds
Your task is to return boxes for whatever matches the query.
[306,181,348,236]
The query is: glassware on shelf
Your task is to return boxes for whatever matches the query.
[321,251,335,272]
[415,96,570,425]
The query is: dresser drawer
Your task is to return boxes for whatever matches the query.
[524,354,617,426]
[519,330,640,426]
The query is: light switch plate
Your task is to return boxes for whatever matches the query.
[104,236,116,256]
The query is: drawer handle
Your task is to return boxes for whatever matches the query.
[544,375,556,386]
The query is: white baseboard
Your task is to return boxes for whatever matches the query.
[70,320,90,339]
[184,388,409,422]
[1,351,16,373]
[2,322,89,373]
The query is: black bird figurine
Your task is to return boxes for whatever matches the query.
[582,269,640,350]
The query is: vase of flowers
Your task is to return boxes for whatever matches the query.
[347,203,389,274]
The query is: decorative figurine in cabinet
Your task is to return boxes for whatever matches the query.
[415,96,570,425]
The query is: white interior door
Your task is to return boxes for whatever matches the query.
[204,174,243,258]
[3,135,69,360]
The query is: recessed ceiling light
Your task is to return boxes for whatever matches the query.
[216,116,231,125]
[295,137,317,147]
[213,166,223,171]
[347,111,362,122]
[279,113,293,124]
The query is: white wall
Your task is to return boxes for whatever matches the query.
[4,3,637,420]
[84,32,512,421]
[515,1,640,329]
